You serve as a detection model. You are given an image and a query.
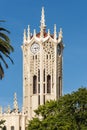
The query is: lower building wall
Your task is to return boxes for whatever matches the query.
[0,113,27,130]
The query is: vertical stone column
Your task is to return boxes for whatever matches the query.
[21,115,26,130]
[54,44,57,99]
[15,116,20,130]
[40,42,43,105]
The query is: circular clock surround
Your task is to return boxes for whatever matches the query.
[30,43,40,54]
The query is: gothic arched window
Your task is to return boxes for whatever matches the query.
[47,75,51,93]
[11,126,14,130]
[33,75,37,94]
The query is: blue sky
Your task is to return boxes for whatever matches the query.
[0,0,87,109]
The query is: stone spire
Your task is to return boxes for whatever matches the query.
[23,29,27,43]
[13,93,18,112]
[48,29,50,36]
[27,25,31,42]
[59,28,63,39]
[33,29,36,36]
[54,24,57,40]
[40,7,46,37]
[58,28,63,43]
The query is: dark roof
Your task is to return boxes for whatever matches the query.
[31,32,54,39]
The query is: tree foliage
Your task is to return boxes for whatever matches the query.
[0,21,14,79]
[27,87,87,130]
[0,120,5,128]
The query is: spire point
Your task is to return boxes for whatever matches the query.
[27,25,30,42]
[48,29,50,36]
[54,24,57,40]
[33,29,36,36]
[58,28,63,43]
[13,93,18,113]
[40,7,46,37]
[41,7,46,27]
[59,28,63,39]
[23,29,27,43]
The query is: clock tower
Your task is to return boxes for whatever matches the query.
[22,7,64,119]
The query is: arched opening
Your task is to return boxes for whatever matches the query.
[33,75,37,94]
[47,75,51,93]
[2,126,6,130]
[11,126,14,130]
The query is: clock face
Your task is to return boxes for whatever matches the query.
[30,43,40,54]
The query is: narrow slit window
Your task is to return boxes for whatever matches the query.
[47,75,51,93]
[38,95,40,105]
[46,55,48,59]
[43,69,45,82]
[33,75,37,94]
[43,84,45,93]
[59,77,61,96]
[38,69,40,82]
[38,84,40,93]
[43,95,45,104]
[33,56,34,60]
[49,54,51,59]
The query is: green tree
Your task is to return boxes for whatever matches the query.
[0,120,5,128]
[27,87,87,130]
[0,21,14,79]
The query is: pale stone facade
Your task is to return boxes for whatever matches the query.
[0,93,27,130]
[0,7,64,130]
[22,7,64,119]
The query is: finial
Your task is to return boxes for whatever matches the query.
[48,29,50,36]
[13,93,18,113]
[59,28,63,39]
[33,29,36,36]
[41,7,46,28]
[40,7,46,37]
[58,28,63,43]
[23,29,27,43]
[27,25,31,42]
[54,24,57,40]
